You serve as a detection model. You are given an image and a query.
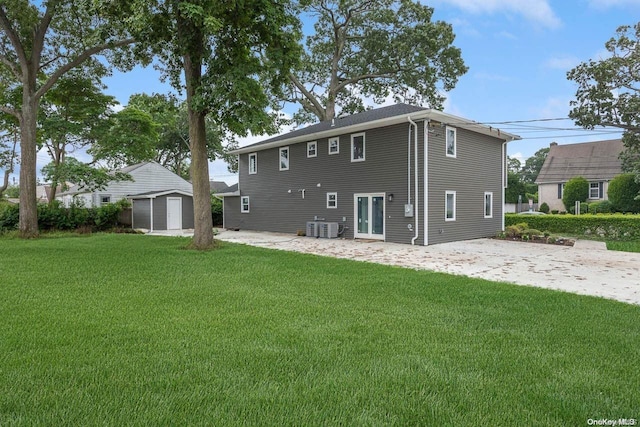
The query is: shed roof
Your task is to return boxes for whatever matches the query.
[535,139,624,184]
[128,189,193,199]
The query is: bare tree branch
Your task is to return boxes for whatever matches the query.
[0,104,19,119]
[289,74,326,120]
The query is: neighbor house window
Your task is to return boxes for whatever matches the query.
[557,183,564,199]
[248,153,257,175]
[445,191,456,221]
[241,196,250,213]
[329,137,339,155]
[100,195,111,205]
[589,182,602,199]
[351,133,365,162]
[327,192,337,209]
[446,126,456,158]
[484,192,493,218]
[279,146,289,171]
[307,141,317,158]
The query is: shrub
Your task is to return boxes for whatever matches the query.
[539,202,550,214]
[505,213,640,240]
[211,195,223,226]
[562,176,589,212]
[588,200,614,214]
[0,203,19,231]
[523,228,542,238]
[505,222,528,238]
[608,173,640,213]
[551,210,559,214]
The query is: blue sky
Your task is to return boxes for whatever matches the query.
[25,0,640,186]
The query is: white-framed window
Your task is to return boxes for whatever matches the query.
[589,182,601,199]
[351,133,365,162]
[100,195,111,205]
[329,137,339,155]
[248,153,257,175]
[327,192,337,209]
[446,126,456,158]
[484,192,493,218]
[445,191,456,221]
[241,196,250,213]
[307,141,317,158]
[279,146,289,171]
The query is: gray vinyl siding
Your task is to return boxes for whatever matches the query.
[154,197,167,230]
[226,121,505,245]
[229,121,422,245]
[132,199,151,229]
[427,127,504,244]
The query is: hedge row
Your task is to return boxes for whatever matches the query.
[0,200,129,232]
[505,213,640,241]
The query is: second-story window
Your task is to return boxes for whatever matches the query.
[279,146,289,171]
[446,126,456,158]
[329,137,339,155]
[248,153,257,175]
[307,141,317,158]
[351,133,365,162]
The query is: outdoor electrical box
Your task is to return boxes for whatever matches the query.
[404,204,414,217]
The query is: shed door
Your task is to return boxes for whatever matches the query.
[167,197,182,230]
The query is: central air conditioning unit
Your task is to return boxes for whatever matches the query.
[318,222,339,238]
[306,221,319,237]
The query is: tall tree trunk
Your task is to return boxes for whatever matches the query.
[18,90,39,238]
[184,52,213,249]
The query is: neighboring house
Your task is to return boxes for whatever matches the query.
[210,180,230,194]
[221,104,520,246]
[536,140,624,212]
[36,184,65,203]
[57,161,194,231]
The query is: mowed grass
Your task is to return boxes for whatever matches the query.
[0,235,638,426]
[607,240,640,253]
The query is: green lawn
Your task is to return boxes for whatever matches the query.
[1,234,638,426]
[607,240,640,253]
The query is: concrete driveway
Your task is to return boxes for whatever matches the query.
[211,230,640,306]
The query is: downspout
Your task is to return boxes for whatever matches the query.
[423,120,429,246]
[150,197,154,232]
[502,141,507,232]
[407,122,412,204]
[408,117,419,245]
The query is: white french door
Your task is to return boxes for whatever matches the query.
[354,193,385,240]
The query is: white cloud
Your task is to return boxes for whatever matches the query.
[432,0,561,29]
[534,96,572,119]
[544,55,581,71]
[496,30,517,40]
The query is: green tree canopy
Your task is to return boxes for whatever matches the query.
[608,173,640,213]
[520,147,549,184]
[288,0,467,124]
[562,176,589,212]
[568,23,640,185]
[130,0,301,249]
[41,157,132,194]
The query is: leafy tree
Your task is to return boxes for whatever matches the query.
[505,172,527,203]
[0,1,136,237]
[507,156,522,174]
[562,176,589,212]
[0,117,19,199]
[289,0,467,123]
[568,23,640,184]
[41,157,132,195]
[89,107,158,170]
[520,147,549,184]
[608,173,640,213]
[133,0,301,249]
[39,74,117,203]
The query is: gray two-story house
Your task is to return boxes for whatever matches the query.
[222,104,520,245]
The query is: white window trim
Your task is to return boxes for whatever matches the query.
[248,152,257,175]
[279,146,290,171]
[484,191,493,219]
[328,137,340,155]
[445,191,456,221]
[327,192,337,209]
[446,126,457,158]
[351,133,365,162]
[241,196,250,213]
[589,182,600,199]
[100,195,111,205]
[307,141,317,158]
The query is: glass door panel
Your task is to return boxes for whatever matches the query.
[357,196,369,234]
[371,196,384,235]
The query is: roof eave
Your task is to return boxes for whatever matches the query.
[231,110,520,155]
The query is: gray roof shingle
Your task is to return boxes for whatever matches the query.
[535,139,624,184]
